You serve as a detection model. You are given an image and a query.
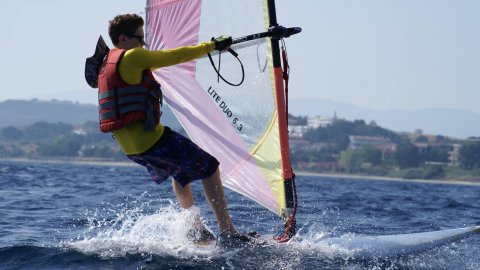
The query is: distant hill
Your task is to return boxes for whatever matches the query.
[0,99,96,127]
[3,98,478,139]
[35,88,480,138]
[290,98,480,139]
[0,99,182,130]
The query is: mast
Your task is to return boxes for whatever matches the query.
[266,0,296,237]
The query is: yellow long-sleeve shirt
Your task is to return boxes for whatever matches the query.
[112,42,215,155]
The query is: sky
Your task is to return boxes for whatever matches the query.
[1,0,479,114]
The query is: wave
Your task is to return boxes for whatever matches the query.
[0,245,95,270]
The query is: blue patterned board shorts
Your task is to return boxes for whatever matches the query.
[127,127,219,187]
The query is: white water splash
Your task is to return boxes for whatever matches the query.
[287,222,357,260]
[64,203,217,258]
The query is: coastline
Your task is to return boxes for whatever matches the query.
[0,157,137,168]
[2,157,479,186]
[296,171,480,186]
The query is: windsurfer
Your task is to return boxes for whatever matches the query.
[97,13,252,246]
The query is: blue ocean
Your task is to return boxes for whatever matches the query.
[1,159,479,270]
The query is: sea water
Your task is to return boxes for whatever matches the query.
[0,160,479,269]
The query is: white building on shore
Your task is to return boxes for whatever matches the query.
[288,113,337,138]
[307,115,334,129]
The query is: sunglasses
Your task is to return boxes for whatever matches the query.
[126,34,146,46]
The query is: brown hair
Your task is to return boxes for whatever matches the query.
[108,14,144,46]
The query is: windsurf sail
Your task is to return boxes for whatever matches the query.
[145,0,300,240]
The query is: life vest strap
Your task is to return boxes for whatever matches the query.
[99,103,148,121]
[99,94,154,111]
[98,86,155,100]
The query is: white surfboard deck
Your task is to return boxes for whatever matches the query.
[320,226,480,257]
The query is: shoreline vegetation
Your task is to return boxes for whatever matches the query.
[2,157,479,186]
[2,114,480,186]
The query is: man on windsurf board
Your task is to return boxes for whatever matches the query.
[86,13,256,247]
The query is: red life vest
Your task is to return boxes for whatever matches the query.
[97,49,162,133]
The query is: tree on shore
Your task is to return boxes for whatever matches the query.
[25,122,73,142]
[1,126,24,141]
[459,141,480,170]
[339,145,383,173]
[37,135,82,157]
[394,140,420,169]
[339,149,361,173]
